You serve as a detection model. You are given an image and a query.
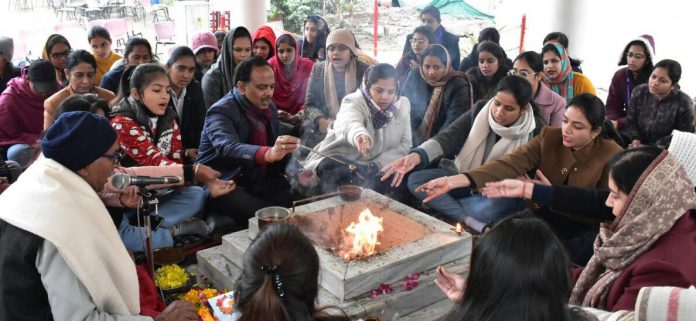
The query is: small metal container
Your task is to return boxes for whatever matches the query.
[255,206,291,228]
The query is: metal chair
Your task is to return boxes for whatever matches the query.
[154,20,175,55]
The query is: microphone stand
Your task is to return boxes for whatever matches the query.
[137,186,160,279]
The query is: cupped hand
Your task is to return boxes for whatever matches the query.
[434,266,467,303]
[206,179,236,198]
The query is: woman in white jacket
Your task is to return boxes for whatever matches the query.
[300,63,411,195]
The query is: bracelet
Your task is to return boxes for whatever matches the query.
[194,163,200,177]
[521,182,527,198]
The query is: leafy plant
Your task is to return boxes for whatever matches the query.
[267,0,359,33]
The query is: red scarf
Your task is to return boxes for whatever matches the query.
[269,34,314,115]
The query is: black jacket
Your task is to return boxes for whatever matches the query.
[169,80,206,150]
[0,220,53,321]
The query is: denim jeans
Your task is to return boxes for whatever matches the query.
[119,186,207,251]
[7,144,36,168]
[407,168,524,230]
[118,215,173,252]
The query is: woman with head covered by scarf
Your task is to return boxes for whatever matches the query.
[252,25,276,60]
[268,33,314,131]
[400,44,470,146]
[542,43,596,102]
[202,26,252,109]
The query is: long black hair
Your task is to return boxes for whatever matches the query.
[301,15,329,60]
[465,42,511,103]
[445,211,596,321]
[235,223,349,321]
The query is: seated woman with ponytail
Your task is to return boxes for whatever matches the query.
[382,75,545,230]
[235,223,349,321]
[415,94,623,265]
[298,63,411,196]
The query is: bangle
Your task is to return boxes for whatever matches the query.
[194,163,200,177]
[521,182,527,198]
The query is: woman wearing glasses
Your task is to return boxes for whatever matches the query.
[395,26,437,85]
[43,50,116,130]
[301,28,369,147]
[41,34,72,88]
[606,35,655,130]
[510,51,565,127]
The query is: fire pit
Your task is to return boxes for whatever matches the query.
[242,189,470,301]
[199,189,472,319]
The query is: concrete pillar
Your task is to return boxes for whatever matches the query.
[210,0,268,32]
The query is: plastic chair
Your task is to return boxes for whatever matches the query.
[53,21,83,33]
[154,21,175,55]
[137,0,170,22]
[87,19,109,29]
[53,0,78,21]
[104,18,130,48]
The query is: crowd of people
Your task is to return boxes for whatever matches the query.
[1,4,695,321]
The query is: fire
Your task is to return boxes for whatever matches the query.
[343,209,383,260]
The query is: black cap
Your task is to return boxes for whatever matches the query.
[27,59,58,94]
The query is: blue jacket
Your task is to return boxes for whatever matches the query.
[196,90,283,186]
[99,64,124,94]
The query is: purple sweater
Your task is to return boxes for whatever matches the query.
[0,70,49,147]
[606,67,645,129]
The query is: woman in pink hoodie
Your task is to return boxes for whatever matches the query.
[0,60,58,168]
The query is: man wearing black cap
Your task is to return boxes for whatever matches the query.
[0,111,196,321]
[0,59,58,169]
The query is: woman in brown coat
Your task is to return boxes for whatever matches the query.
[415,93,623,265]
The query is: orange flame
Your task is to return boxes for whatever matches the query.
[344,209,383,260]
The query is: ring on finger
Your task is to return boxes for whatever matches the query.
[282,144,286,150]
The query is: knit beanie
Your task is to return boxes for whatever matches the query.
[621,34,655,63]
[191,31,219,56]
[41,111,117,171]
[0,36,13,63]
[325,28,357,55]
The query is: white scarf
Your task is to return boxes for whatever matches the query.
[0,158,140,315]
[454,98,536,172]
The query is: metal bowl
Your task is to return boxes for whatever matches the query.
[338,185,363,201]
[255,206,291,228]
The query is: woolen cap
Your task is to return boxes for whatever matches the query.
[325,28,357,55]
[191,31,219,56]
[41,111,117,171]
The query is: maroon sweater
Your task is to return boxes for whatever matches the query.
[604,213,696,311]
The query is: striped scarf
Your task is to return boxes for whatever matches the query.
[544,43,575,101]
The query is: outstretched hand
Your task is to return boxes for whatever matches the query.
[380,153,421,187]
[434,266,467,303]
[415,176,454,203]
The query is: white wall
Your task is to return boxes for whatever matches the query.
[491,0,696,99]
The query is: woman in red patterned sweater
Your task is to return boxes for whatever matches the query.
[110,63,184,167]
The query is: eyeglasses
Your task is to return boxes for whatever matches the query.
[50,50,72,59]
[101,150,124,165]
[411,38,428,45]
[508,69,536,77]
[626,52,646,59]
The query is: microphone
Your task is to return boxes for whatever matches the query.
[111,173,182,190]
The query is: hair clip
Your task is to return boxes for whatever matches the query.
[260,265,287,300]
